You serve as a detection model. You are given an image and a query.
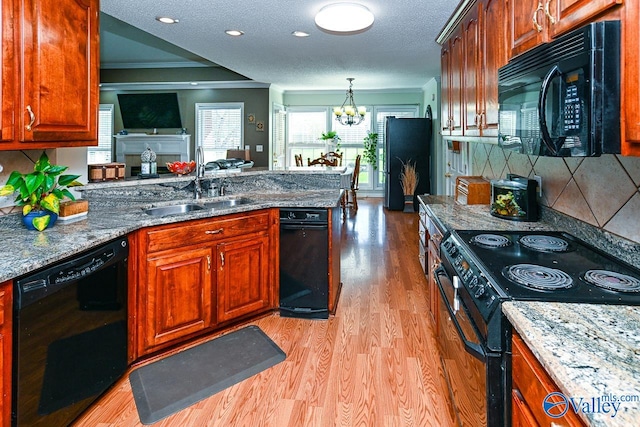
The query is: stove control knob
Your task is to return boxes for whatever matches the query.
[469,277,479,288]
[474,285,486,298]
[450,247,459,257]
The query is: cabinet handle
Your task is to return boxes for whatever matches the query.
[480,112,486,129]
[532,2,544,32]
[205,228,224,235]
[544,0,556,25]
[444,172,452,178]
[207,255,211,271]
[220,251,225,267]
[25,105,36,131]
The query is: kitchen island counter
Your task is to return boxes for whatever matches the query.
[0,170,344,283]
[504,301,640,427]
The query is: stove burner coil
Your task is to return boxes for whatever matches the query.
[504,264,574,290]
[470,234,512,248]
[583,270,640,293]
[519,235,569,252]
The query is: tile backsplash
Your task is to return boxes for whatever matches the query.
[470,142,640,244]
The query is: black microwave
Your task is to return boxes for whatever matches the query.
[498,21,620,157]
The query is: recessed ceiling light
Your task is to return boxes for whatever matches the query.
[190,82,199,86]
[292,31,310,37]
[315,3,374,33]
[225,30,244,37]
[156,16,179,24]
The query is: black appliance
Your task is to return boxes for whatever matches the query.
[490,174,539,222]
[117,93,183,129]
[13,238,129,426]
[498,21,620,157]
[435,230,640,426]
[279,208,329,319]
[383,117,432,210]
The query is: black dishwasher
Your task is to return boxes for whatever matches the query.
[279,208,329,319]
[13,237,129,427]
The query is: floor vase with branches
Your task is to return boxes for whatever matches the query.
[399,159,419,212]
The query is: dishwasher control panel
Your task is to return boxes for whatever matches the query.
[279,208,328,224]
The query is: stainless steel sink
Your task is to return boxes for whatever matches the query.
[144,203,205,216]
[203,198,252,210]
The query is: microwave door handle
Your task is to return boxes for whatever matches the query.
[538,65,563,156]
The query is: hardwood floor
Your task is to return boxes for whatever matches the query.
[76,198,457,427]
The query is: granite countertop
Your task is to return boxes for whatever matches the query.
[504,302,640,427]
[0,170,344,283]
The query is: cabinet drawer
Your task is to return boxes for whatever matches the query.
[512,333,585,426]
[145,210,271,253]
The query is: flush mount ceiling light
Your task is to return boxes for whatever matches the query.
[225,30,244,36]
[334,78,365,126]
[156,16,179,24]
[315,3,374,33]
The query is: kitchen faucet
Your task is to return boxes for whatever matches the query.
[194,146,205,199]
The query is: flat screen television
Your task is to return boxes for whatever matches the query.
[117,93,183,129]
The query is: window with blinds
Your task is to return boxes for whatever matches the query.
[195,103,244,162]
[88,104,114,164]
[272,104,286,168]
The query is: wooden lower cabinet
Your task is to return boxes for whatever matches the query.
[216,233,270,323]
[419,203,442,328]
[144,247,213,351]
[512,331,586,426]
[0,281,11,427]
[133,209,277,357]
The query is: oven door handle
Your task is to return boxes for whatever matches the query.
[434,266,486,361]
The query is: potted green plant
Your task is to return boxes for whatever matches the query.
[0,152,83,231]
[320,131,341,152]
[363,132,378,169]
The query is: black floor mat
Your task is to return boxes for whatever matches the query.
[38,321,128,415]
[129,325,286,425]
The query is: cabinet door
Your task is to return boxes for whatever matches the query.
[0,0,15,143]
[510,0,547,57]
[547,0,622,38]
[0,282,12,427]
[216,233,271,323]
[143,247,213,353]
[463,8,481,137]
[440,43,452,135]
[18,0,98,143]
[481,0,507,137]
[450,31,464,135]
[623,0,640,155]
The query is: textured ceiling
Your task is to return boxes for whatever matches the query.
[100,0,457,91]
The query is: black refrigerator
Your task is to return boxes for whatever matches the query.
[384,117,432,210]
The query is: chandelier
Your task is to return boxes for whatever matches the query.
[334,78,365,126]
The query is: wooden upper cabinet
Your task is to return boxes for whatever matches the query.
[440,43,452,135]
[463,8,481,137]
[1,0,99,149]
[622,0,640,155]
[510,0,622,57]
[1,0,15,143]
[481,0,508,137]
[449,32,464,136]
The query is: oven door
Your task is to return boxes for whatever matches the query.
[434,265,488,426]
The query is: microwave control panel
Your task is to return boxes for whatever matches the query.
[563,71,584,135]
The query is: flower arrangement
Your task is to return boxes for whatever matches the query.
[399,159,419,196]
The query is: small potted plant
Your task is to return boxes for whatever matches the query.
[363,132,378,169]
[399,159,419,212]
[320,131,341,152]
[0,152,83,231]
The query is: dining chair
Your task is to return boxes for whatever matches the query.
[343,154,361,217]
[294,154,303,167]
[308,157,338,167]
